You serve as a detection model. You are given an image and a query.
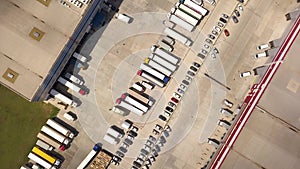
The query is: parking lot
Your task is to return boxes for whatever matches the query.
[48,0,300,169]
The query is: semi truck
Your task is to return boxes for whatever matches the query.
[121,93,149,112]
[140,63,170,84]
[27,152,56,169]
[150,46,180,65]
[164,27,193,46]
[37,133,66,151]
[175,2,203,20]
[77,144,101,169]
[46,119,74,139]
[103,134,119,145]
[32,147,61,166]
[181,0,208,16]
[167,13,194,32]
[57,77,86,95]
[144,58,173,77]
[49,89,78,107]
[127,87,153,106]
[137,70,165,88]
[106,127,124,138]
[73,52,88,62]
[148,54,177,71]
[116,99,144,116]
[36,139,54,151]
[64,73,84,85]
[170,7,198,26]
[41,126,70,145]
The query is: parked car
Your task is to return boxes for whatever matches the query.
[232,16,239,23]
[222,13,229,19]
[234,10,240,17]
[219,17,227,23]
[217,22,224,27]
[224,29,230,37]
[193,62,201,68]
[177,88,184,94]
[223,99,233,108]
[205,38,213,44]
[173,92,181,100]
[171,97,179,103]
[158,115,167,121]
[164,111,171,117]
[182,79,189,86]
[149,135,156,142]
[152,129,160,135]
[187,71,195,77]
[201,49,208,55]
[212,30,218,36]
[168,101,176,108]
[214,26,221,32]
[155,124,163,131]
[256,43,270,50]
[240,71,251,77]
[165,106,174,112]
[208,34,215,40]
[204,44,211,50]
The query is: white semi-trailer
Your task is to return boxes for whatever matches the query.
[36,139,54,151]
[137,70,165,88]
[37,133,66,151]
[73,52,88,62]
[49,89,78,107]
[175,2,203,20]
[182,0,208,16]
[106,127,124,138]
[148,54,177,71]
[170,7,198,26]
[164,27,192,46]
[41,126,70,145]
[116,99,144,116]
[103,134,119,145]
[27,153,56,169]
[144,58,173,77]
[77,144,101,169]
[150,46,180,65]
[64,73,84,85]
[46,119,75,139]
[140,63,170,84]
[121,93,149,112]
[57,77,86,95]
[167,13,194,32]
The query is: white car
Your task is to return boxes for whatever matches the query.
[255,51,268,58]
[240,71,251,78]
[256,43,270,50]
[223,99,233,108]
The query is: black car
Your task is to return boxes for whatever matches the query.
[232,16,239,23]
[219,17,227,23]
[165,106,173,112]
[193,62,201,68]
[128,130,138,137]
[158,115,167,121]
[182,80,189,86]
[116,151,124,158]
[187,71,195,76]
[190,66,198,72]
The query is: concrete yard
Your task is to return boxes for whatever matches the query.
[49,0,300,169]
